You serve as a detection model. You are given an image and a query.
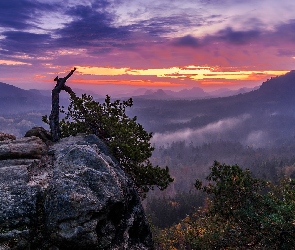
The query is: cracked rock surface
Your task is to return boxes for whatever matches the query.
[0,134,153,249]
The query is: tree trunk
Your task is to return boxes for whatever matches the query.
[49,68,76,142]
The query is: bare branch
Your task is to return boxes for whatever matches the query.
[49,68,76,142]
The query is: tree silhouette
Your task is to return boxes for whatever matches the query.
[49,68,76,141]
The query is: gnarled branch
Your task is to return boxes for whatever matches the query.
[49,68,76,141]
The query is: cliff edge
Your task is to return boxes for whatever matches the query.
[0,132,153,249]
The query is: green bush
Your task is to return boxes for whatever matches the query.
[155,161,295,249]
[43,93,173,197]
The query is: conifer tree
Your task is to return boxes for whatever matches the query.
[44,93,173,197]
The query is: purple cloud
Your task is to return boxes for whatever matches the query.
[0,0,57,30]
[172,35,200,48]
[274,19,295,42]
[215,27,261,45]
[1,31,52,55]
[126,15,192,37]
[55,4,130,49]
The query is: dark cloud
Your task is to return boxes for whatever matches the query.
[172,35,200,47]
[0,1,135,57]
[1,0,294,60]
[171,26,262,48]
[0,0,57,30]
[126,16,184,37]
[188,19,295,48]
[247,19,295,47]
[205,19,295,47]
[274,19,295,42]
[215,27,261,45]
[126,15,200,38]
[1,31,52,55]
[55,4,130,49]
[64,2,111,18]
[0,0,57,57]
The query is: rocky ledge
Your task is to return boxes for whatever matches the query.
[0,132,153,249]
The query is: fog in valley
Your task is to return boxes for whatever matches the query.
[0,113,47,138]
[152,114,252,146]
[2,72,295,226]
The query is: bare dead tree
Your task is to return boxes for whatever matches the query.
[49,68,76,141]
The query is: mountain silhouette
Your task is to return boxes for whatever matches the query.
[172,87,209,98]
[138,89,173,99]
[256,70,295,101]
[208,86,258,98]
[222,70,295,112]
[0,82,38,98]
[130,86,256,99]
[129,70,295,135]
[1,71,295,116]
[0,82,51,114]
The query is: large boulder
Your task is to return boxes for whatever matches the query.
[0,136,47,160]
[24,127,52,145]
[0,134,153,249]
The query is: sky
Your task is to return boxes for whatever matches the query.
[1,0,295,95]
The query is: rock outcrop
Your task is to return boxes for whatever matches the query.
[0,136,47,160]
[0,133,16,141]
[24,126,52,145]
[0,133,153,249]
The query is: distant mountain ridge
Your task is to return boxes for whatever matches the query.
[0,81,259,103]
[127,70,295,138]
[130,86,258,99]
[257,70,295,98]
[0,82,105,114]
[0,82,39,98]
[129,71,295,100]
[0,70,294,114]
[165,87,208,98]
[1,71,295,139]
[0,82,51,114]
[208,86,259,97]
[29,87,103,99]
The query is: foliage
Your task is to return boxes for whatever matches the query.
[43,93,173,196]
[145,191,205,228]
[155,161,295,249]
[150,139,295,199]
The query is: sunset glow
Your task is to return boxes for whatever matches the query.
[75,65,289,87]
[71,79,186,87]
[0,60,31,66]
[0,0,295,93]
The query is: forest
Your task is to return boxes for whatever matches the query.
[141,72,295,248]
[1,72,295,248]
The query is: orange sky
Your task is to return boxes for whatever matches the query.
[1,0,295,95]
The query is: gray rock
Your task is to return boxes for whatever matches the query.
[0,165,39,249]
[0,134,153,249]
[0,159,40,168]
[24,127,52,145]
[0,136,48,160]
[0,133,16,141]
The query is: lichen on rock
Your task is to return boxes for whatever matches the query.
[0,131,153,249]
[0,132,16,142]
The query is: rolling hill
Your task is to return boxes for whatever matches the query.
[129,71,295,147]
[1,70,295,141]
[0,82,51,114]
